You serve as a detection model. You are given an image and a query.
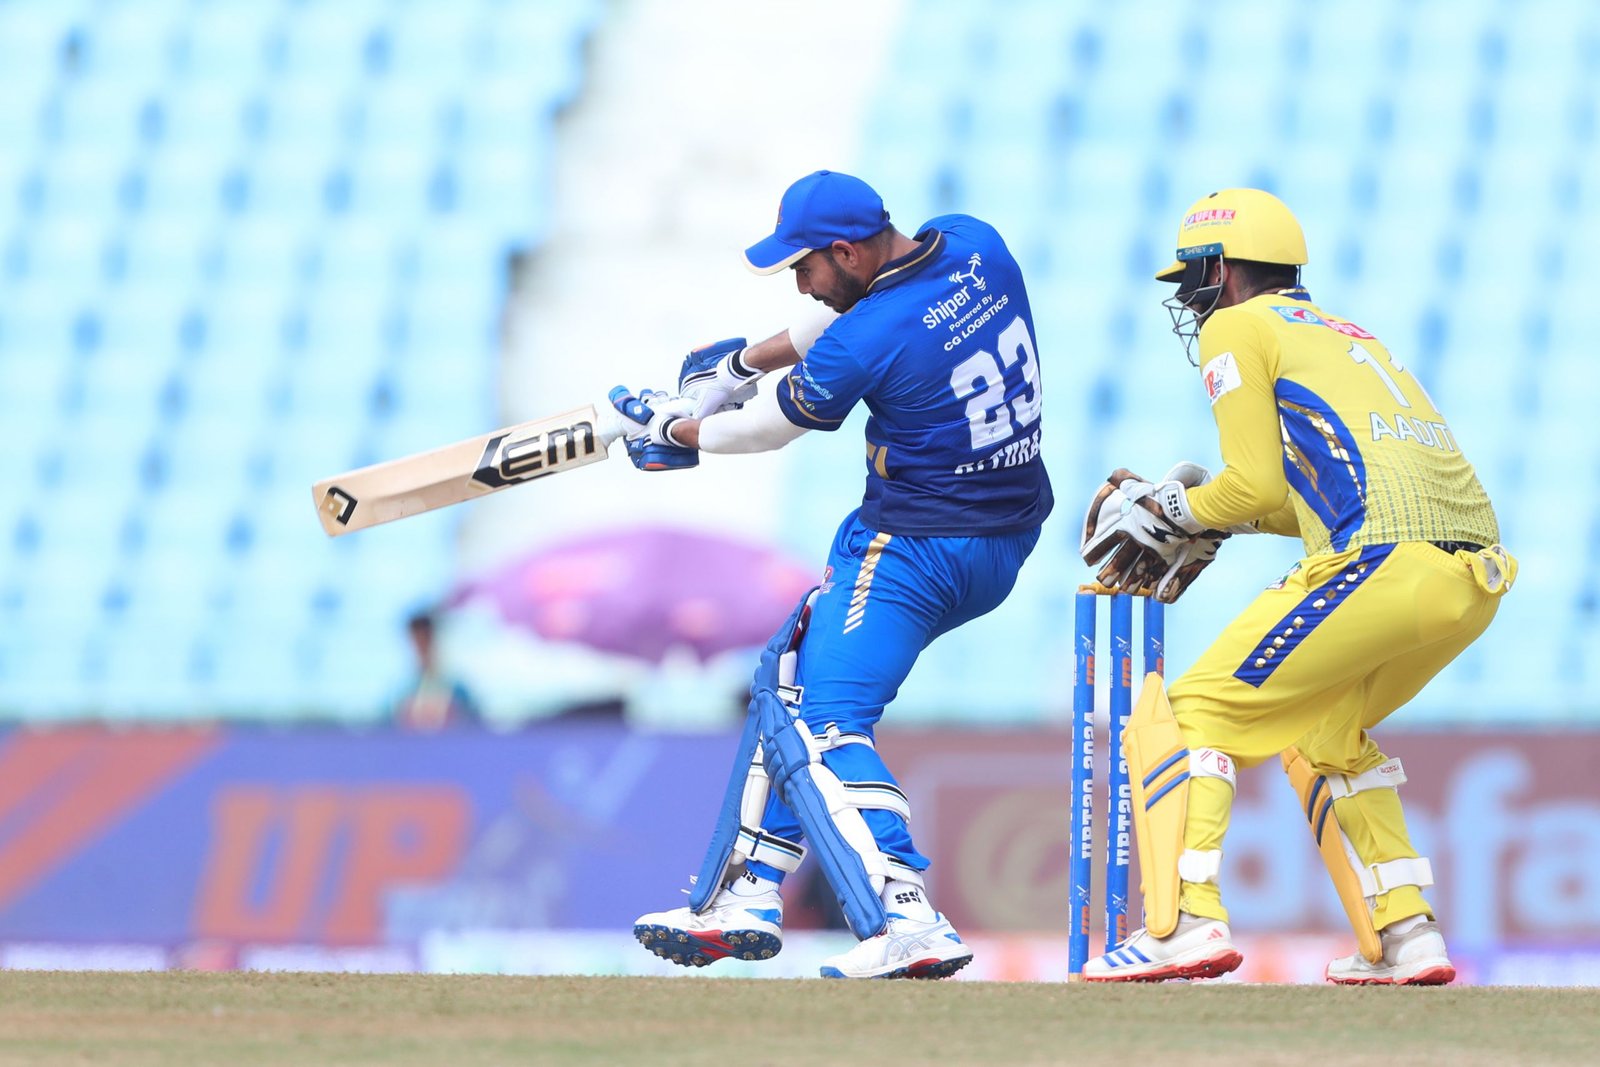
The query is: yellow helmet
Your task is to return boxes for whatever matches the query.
[1155,188,1307,282]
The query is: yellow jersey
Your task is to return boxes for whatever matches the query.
[1184,290,1499,556]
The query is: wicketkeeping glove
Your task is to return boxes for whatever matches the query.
[1081,468,1189,562]
[1081,462,1227,600]
[1151,532,1226,603]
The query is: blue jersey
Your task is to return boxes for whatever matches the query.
[776,215,1053,536]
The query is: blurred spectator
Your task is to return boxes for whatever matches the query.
[392,612,481,731]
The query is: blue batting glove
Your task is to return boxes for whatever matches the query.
[608,386,699,471]
[678,337,757,418]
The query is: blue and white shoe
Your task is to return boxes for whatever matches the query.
[1082,913,1242,982]
[818,912,973,980]
[633,882,784,968]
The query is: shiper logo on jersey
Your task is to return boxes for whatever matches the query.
[948,253,986,292]
[924,255,986,329]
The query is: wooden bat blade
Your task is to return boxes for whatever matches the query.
[312,404,608,536]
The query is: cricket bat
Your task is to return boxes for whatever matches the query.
[312,404,609,536]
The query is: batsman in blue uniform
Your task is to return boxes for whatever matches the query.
[615,171,1052,979]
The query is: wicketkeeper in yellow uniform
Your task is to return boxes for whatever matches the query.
[1078,189,1516,984]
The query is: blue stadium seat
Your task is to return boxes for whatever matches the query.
[273,1,388,81]
[49,79,149,154]
[347,146,436,220]
[138,148,226,219]
[0,4,78,89]
[0,0,592,721]
[245,146,339,220]
[177,2,276,78]
[15,214,109,288]
[114,219,213,288]
[447,142,552,237]
[844,0,1600,725]
[74,0,182,84]
[151,82,249,153]
[357,83,450,150]
[215,217,313,289]
[383,7,479,86]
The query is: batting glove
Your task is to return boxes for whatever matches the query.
[679,337,758,419]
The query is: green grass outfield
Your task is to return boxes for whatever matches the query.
[1,972,1596,1066]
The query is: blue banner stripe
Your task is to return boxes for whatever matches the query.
[1233,545,1395,688]
[1142,749,1189,790]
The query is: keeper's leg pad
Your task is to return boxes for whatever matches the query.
[687,589,817,912]
[1281,746,1434,964]
[1125,674,1237,937]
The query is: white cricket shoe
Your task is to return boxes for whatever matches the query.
[818,912,973,980]
[1081,913,1243,982]
[1326,919,1455,986]
[633,881,784,968]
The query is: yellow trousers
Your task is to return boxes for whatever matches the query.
[1169,541,1502,925]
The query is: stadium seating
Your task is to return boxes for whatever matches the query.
[0,0,1591,726]
[0,0,601,720]
[859,0,1599,724]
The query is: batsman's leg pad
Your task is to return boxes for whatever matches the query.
[759,691,922,940]
[1125,674,1237,937]
[1282,747,1435,964]
[687,589,818,912]
[687,694,807,911]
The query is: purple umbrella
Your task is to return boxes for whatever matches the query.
[451,526,817,663]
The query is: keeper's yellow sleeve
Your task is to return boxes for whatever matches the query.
[1252,496,1301,537]
[1185,309,1290,530]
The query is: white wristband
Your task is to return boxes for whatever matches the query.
[725,347,758,381]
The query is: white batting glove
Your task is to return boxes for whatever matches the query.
[634,390,697,447]
[679,338,759,419]
[593,408,629,450]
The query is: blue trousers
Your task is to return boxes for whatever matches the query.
[748,508,1040,881]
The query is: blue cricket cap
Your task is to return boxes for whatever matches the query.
[744,170,891,275]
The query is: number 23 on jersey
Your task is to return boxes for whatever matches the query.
[949,314,1042,461]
